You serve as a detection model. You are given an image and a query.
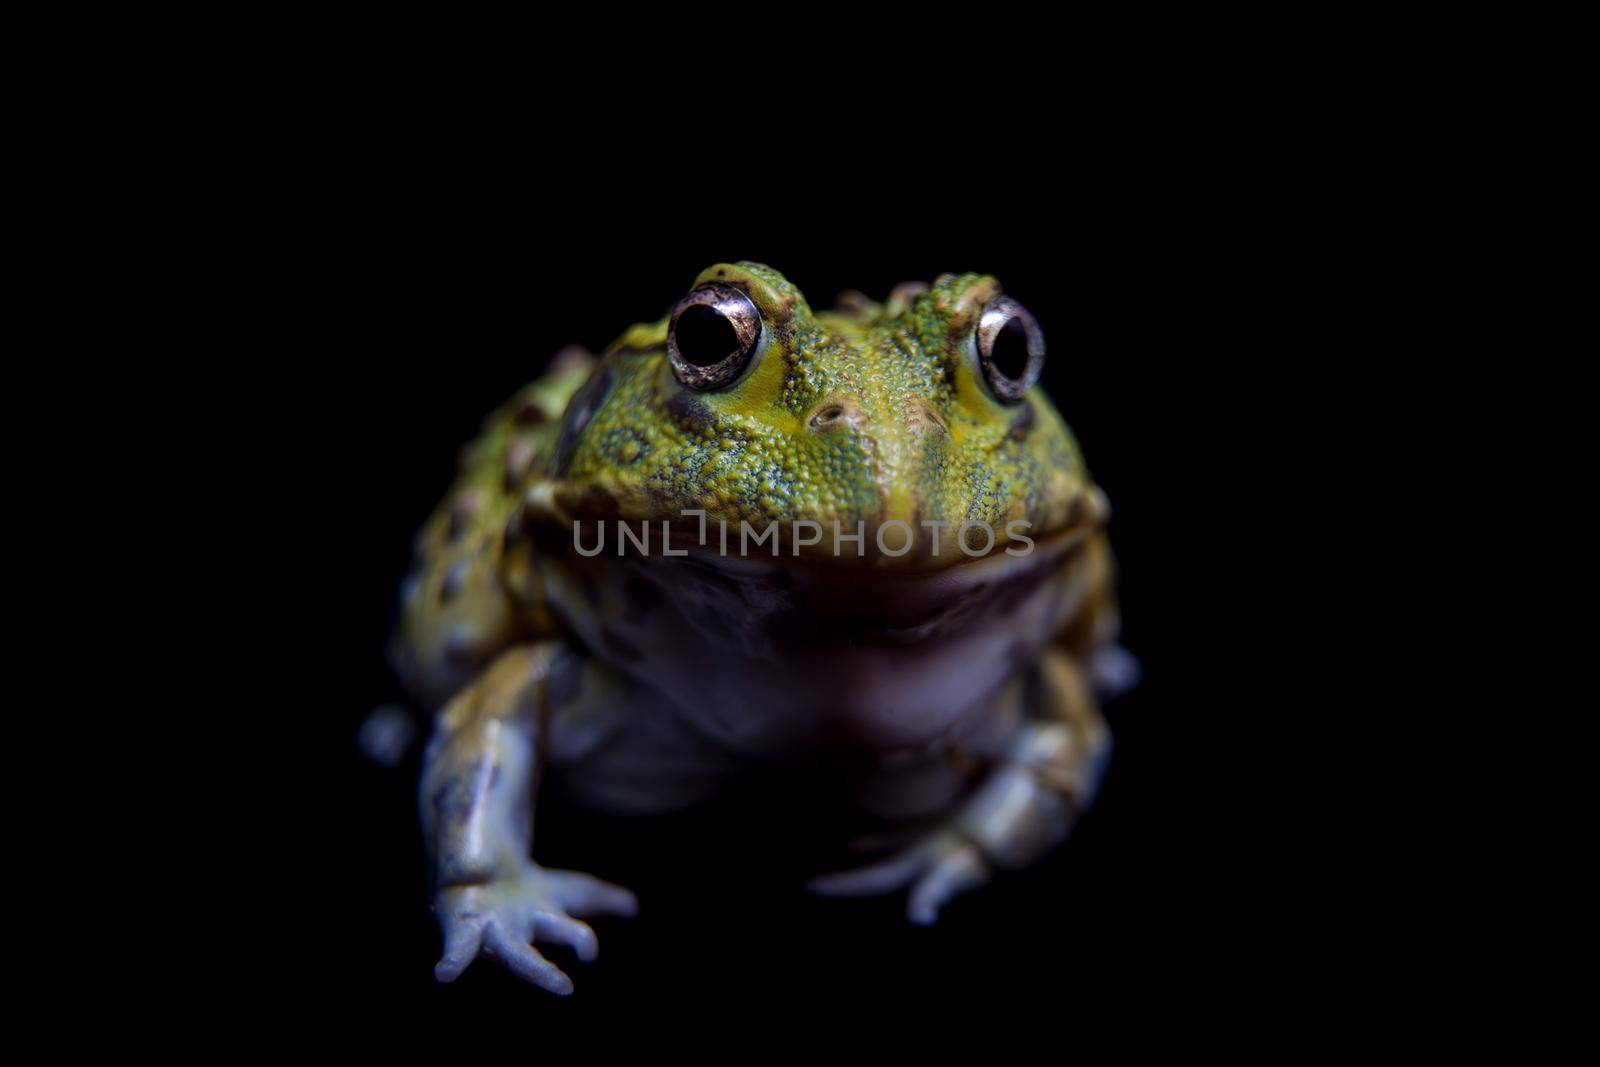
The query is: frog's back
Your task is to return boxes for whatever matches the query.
[390,348,594,709]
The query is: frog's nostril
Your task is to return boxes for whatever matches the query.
[907,402,949,437]
[808,398,863,431]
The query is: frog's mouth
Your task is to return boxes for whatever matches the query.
[548,485,1105,647]
[557,485,1104,570]
[646,502,1102,648]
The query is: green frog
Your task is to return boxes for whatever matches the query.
[391,262,1132,993]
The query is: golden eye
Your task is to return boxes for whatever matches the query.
[976,297,1045,403]
[666,284,763,391]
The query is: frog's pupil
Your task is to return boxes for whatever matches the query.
[990,315,1032,381]
[676,305,740,368]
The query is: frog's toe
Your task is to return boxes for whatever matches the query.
[432,871,631,992]
[541,867,639,919]
[483,922,574,995]
[434,920,486,982]
[906,842,989,925]
[535,912,599,963]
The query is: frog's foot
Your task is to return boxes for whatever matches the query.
[811,688,1108,924]
[434,864,638,993]
[808,827,992,926]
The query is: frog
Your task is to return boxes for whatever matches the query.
[389,261,1134,994]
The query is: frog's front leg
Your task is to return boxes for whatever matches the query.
[809,648,1111,924]
[421,642,637,993]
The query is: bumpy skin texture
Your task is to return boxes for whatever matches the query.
[549,263,1089,556]
[393,263,1129,994]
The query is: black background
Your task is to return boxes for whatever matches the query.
[280,191,1295,1036]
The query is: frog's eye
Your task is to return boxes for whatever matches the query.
[667,284,763,391]
[976,297,1045,404]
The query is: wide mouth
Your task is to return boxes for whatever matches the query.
[557,487,1107,579]
[676,509,1092,579]
[555,499,1102,649]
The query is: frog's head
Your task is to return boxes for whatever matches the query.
[548,262,1100,567]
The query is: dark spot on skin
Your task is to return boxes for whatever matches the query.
[439,560,469,603]
[599,626,642,662]
[504,437,536,491]
[513,399,547,426]
[443,626,478,666]
[666,390,715,434]
[624,575,660,615]
[1065,496,1086,528]
[1008,400,1036,441]
[645,484,685,515]
[566,486,622,520]
[554,366,613,476]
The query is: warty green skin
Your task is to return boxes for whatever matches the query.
[548,262,1090,558]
